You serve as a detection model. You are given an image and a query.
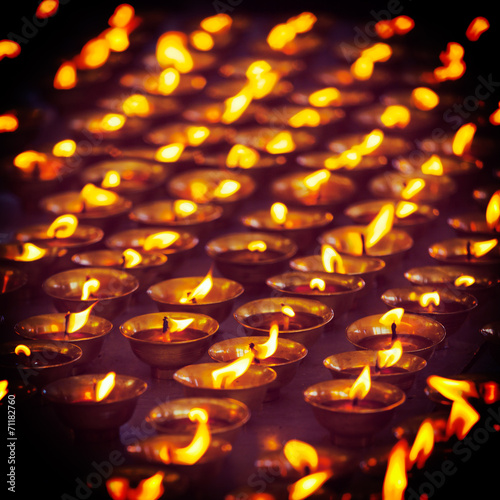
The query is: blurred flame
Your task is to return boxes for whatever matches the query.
[80,183,119,207]
[212,350,254,388]
[466,17,490,41]
[66,302,98,334]
[190,30,214,51]
[321,244,346,274]
[281,304,296,318]
[350,57,374,80]
[109,4,134,28]
[54,61,77,89]
[266,12,316,51]
[270,202,288,225]
[376,15,414,39]
[490,107,500,126]
[304,169,330,190]
[308,88,341,107]
[434,42,466,82]
[452,123,476,156]
[155,143,185,163]
[348,365,371,400]
[81,278,100,301]
[122,94,150,117]
[287,12,317,33]
[471,238,498,257]
[395,201,418,218]
[179,268,213,304]
[253,323,279,359]
[283,439,318,474]
[213,179,241,198]
[14,243,47,262]
[309,278,326,291]
[156,32,194,72]
[247,68,279,99]
[14,150,48,172]
[97,113,126,132]
[454,275,475,287]
[0,114,18,132]
[221,87,253,124]
[364,203,394,248]
[200,13,232,33]
[409,419,435,469]
[419,291,440,308]
[351,43,392,80]
[360,129,384,153]
[401,178,425,200]
[486,190,500,229]
[15,344,31,356]
[288,471,332,500]
[104,27,129,52]
[52,139,76,157]
[0,381,7,401]
[266,131,295,154]
[158,68,180,95]
[411,87,439,110]
[383,440,408,500]
[226,144,260,168]
[0,40,21,60]
[377,340,403,369]
[380,105,410,128]
[248,240,267,252]
[107,471,165,500]
[77,38,110,69]
[46,214,78,239]
[421,155,443,176]
[288,108,321,127]
[174,200,198,218]
[380,308,404,327]
[122,248,142,268]
[186,126,210,146]
[101,170,121,188]
[143,231,180,251]
[95,372,116,402]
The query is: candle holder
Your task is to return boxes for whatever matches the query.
[208,336,308,401]
[254,105,345,128]
[304,379,406,447]
[147,277,244,323]
[289,253,386,289]
[218,56,305,79]
[205,77,293,102]
[0,266,28,312]
[97,93,182,120]
[319,225,413,268]
[173,363,276,411]
[231,127,316,153]
[42,267,139,320]
[205,232,298,286]
[15,313,112,368]
[266,271,365,317]
[0,340,82,390]
[328,133,412,158]
[290,86,375,108]
[447,212,500,237]
[42,373,147,441]
[346,313,446,361]
[428,238,500,267]
[473,184,500,209]
[146,397,250,445]
[233,297,334,348]
[239,206,334,251]
[380,286,478,336]
[270,171,356,208]
[480,321,500,363]
[368,171,456,205]
[323,350,427,393]
[120,312,219,379]
[129,200,223,239]
[167,169,256,219]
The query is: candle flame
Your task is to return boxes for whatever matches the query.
[0,40,21,61]
[167,317,195,333]
[380,105,410,129]
[0,381,7,401]
[248,240,267,252]
[77,38,110,69]
[186,126,210,146]
[283,439,318,474]
[15,344,31,357]
[281,304,296,318]
[270,202,288,225]
[361,129,384,153]
[226,144,260,168]
[351,57,374,80]
[351,43,392,80]
[53,61,77,89]
[376,15,414,38]
[288,471,332,500]
[174,200,198,218]
[109,4,135,28]
[454,275,475,287]
[52,139,76,157]
[265,131,295,154]
[421,155,444,176]
[309,278,326,291]
[143,231,180,251]
[190,30,214,51]
[107,471,165,500]
[308,88,341,107]
[304,169,330,190]
[419,291,440,308]
[348,364,371,400]
[433,42,466,82]
[46,214,78,239]
[179,268,213,304]
[156,32,194,72]
[379,308,404,327]
[95,372,116,402]
[288,108,321,127]
[211,350,255,388]
[364,203,394,248]
[266,13,316,52]
[122,94,150,117]
[395,201,418,218]
[408,419,435,469]
[104,27,130,52]
[101,170,121,188]
[155,143,185,163]
[80,184,119,207]
[213,179,241,198]
[247,64,279,100]
[66,302,98,334]
[81,278,100,301]
[382,440,409,500]
[411,87,439,110]
[221,87,253,124]
[321,244,346,274]
[466,17,490,41]
[14,150,48,172]
[486,190,500,230]
[158,68,180,95]
[0,114,19,133]
[401,178,425,200]
[471,238,498,257]
[200,13,232,33]
[14,243,47,262]
[253,323,279,360]
[122,248,143,268]
[376,340,403,369]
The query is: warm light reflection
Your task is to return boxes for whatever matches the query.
[380,105,410,129]
[0,381,7,401]
[308,88,341,107]
[270,202,288,225]
[155,143,185,163]
[52,139,76,157]
[408,419,435,469]
[226,144,260,168]
[143,231,180,251]
[122,94,150,117]
[395,201,418,218]
[452,123,476,156]
[288,471,332,500]
[179,268,213,304]
[109,4,135,28]
[95,372,116,402]
[158,68,180,95]
[466,17,490,41]
[15,344,31,357]
[253,323,279,360]
[14,243,47,262]
[379,308,404,327]
[454,275,475,287]
[419,291,440,308]
[470,239,498,257]
[411,87,439,110]
[486,191,500,230]
[66,303,98,334]
[156,32,194,72]
[401,178,425,200]
[421,155,443,176]
[212,351,254,388]
[383,440,408,500]
[81,278,100,301]
[376,340,403,369]
[364,203,394,248]
[46,214,78,239]
[53,61,77,89]
[348,365,371,400]
[248,240,267,252]
[0,114,18,133]
[122,248,143,268]
[321,244,345,274]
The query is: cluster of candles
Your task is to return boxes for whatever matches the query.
[1,4,500,500]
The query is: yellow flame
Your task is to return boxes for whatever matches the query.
[143,231,180,251]
[213,179,241,198]
[267,23,296,50]
[321,244,346,274]
[408,419,435,469]
[454,275,475,287]
[101,170,121,188]
[283,439,318,474]
[411,87,439,110]
[122,94,150,117]
[401,178,425,200]
[107,471,164,500]
[104,27,130,52]
[156,32,194,72]
[377,340,403,369]
[122,248,143,268]
[174,200,198,218]
[200,13,232,33]
[348,364,371,400]
[66,302,98,334]
[15,344,31,356]
[466,17,490,41]
[308,88,341,107]
[288,108,321,128]
[155,143,185,163]
[81,278,100,301]
[13,243,47,262]
[226,144,260,168]
[383,440,408,500]
[452,123,476,156]
[0,381,7,401]
[95,113,126,132]
[171,408,211,465]
[421,155,443,176]
[179,268,213,304]
[270,202,288,225]
[362,42,392,62]
[395,201,418,218]
[14,150,48,172]
[364,203,394,248]
[80,184,119,207]
[36,0,59,19]
[419,291,440,308]
[158,68,180,95]
[471,239,498,257]
[265,131,295,154]
[221,87,253,124]
[0,114,18,133]
[281,304,295,318]
[360,129,384,154]
[486,191,500,229]
[108,4,135,28]
[248,240,267,252]
[186,126,210,146]
[78,38,110,69]
[52,139,76,157]
[309,278,326,291]
[46,214,78,239]
[380,105,411,129]
[253,323,279,359]
[190,30,214,51]
[351,56,374,80]
[167,317,195,333]
[380,308,404,327]
[54,61,77,89]
[211,350,255,388]
[95,372,116,402]
[287,12,317,33]
[304,169,330,189]
[288,471,332,500]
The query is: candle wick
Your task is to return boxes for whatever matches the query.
[360,233,366,256]
[466,240,471,261]
[64,311,70,339]
[352,396,359,407]
[162,317,169,334]
[374,358,381,373]
[304,465,311,476]
[248,342,261,363]
[391,322,397,342]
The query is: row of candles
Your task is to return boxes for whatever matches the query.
[1,5,500,499]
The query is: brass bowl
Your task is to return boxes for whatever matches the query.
[14,313,112,368]
[147,277,244,323]
[42,267,139,320]
[323,350,427,392]
[428,237,500,266]
[42,373,147,441]
[266,271,365,316]
[146,397,250,444]
[208,336,308,400]
[346,312,446,361]
[120,312,219,379]
[233,297,334,348]
[304,379,406,447]
[173,363,276,411]
[0,266,28,308]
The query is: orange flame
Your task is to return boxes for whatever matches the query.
[143,231,180,251]
[434,42,466,82]
[122,94,150,117]
[212,351,255,388]
[304,169,330,190]
[107,471,165,500]
[156,32,193,72]
[283,439,318,474]
[81,278,100,301]
[36,0,59,19]
[246,64,279,99]
[308,88,341,107]
[411,87,439,111]
[359,129,384,154]
[221,87,253,124]
[13,243,47,262]
[266,131,295,154]
[466,17,490,41]
[248,240,267,252]
[452,123,476,156]
[46,214,78,239]
[95,372,116,402]
[0,381,7,401]
[185,126,210,146]
[350,57,374,80]
[470,239,498,257]
[66,303,98,334]
[155,143,185,163]
[270,202,288,225]
[419,291,440,308]
[379,308,404,327]
[179,268,214,304]
[77,38,110,69]
[395,201,418,218]
[377,340,403,369]
[486,190,500,230]
[0,40,21,60]
[288,108,321,127]
[101,170,121,188]
[213,179,241,198]
[309,278,326,291]
[80,183,119,207]
[348,365,371,400]
[104,27,130,52]
[421,155,443,176]
[190,30,214,51]
[15,344,31,357]
[13,150,48,173]
[109,4,135,28]
[490,106,500,126]
[375,15,414,38]
[401,178,425,200]
[383,440,409,500]
[288,471,333,500]
[267,23,297,50]
[408,419,435,469]
[0,114,18,133]
[363,43,392,62]
[321,244,346,274]
[226,144,260,168]
[54,61,77,89]
[52,139,76,157]
[454,275,475,287]
[253,323,279,360]
[174,200,198,218]
[158,68,180,95]
[122,248,143,268]
[380,105,410,129]
[166,317,195,334]
[364,203,394,248]
[200,13,233,33]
